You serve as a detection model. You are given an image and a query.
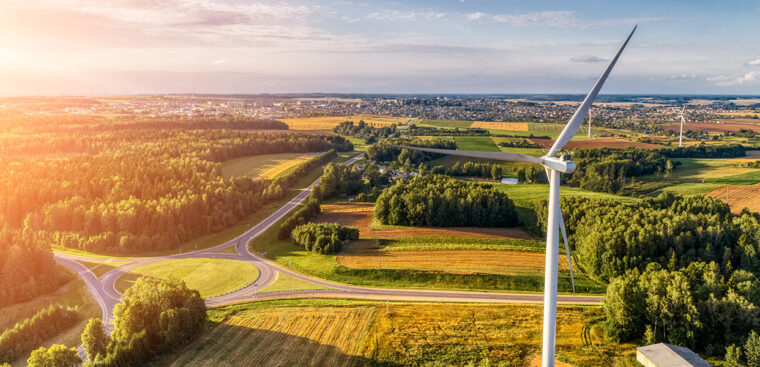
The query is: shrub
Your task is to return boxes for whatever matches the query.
[277,197,321,240]
[291,222,359,254]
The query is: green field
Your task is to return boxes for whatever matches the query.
[151,299,635,367]
[417,119,474,128]
[115,258,259,298]
[454,136,501,151]
[255,272,329,293]
[220,152,314,179]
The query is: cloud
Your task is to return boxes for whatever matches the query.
[492,10,579,27]
[465,10,664,28]
[212,59,227,64]
[465,12,487,21]
[708,71,760,86]
[367,10,447,21]
[570,55,607,63]
[748,59,760,66]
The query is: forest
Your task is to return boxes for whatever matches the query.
[405,125,490,136]
[0,115,351,315]
[537,193,760,359]
[375,174,519,227]
[366,138,455,167]
[0,131,350,255]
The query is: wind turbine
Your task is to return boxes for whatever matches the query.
[394,26,636,367]
[587,108,592,138]
[678,106,686,147]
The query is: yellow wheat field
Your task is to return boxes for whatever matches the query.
[259,154,315,179]
[471,121,530,131]
[708,184,760,214]
[362,303,635,367]
[337,241,564,276]
[281,115,408,130]
[165,302,634,367]
[168,307,376,367]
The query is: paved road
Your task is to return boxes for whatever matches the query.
[54,151,602,334]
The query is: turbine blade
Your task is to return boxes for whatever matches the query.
[558,208,576,294]
[392,145,543,164]
[547,26,637,157]
[544,168,575,294]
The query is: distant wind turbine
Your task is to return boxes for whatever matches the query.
[394,26,636,367]
[678,106,686,147]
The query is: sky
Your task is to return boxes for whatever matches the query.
[1,0,759,95]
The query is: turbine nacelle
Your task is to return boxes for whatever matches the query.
[541,156,576,174]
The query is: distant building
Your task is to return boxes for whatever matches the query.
[636,343,711,367]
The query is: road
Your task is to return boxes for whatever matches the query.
[54,152,602,333]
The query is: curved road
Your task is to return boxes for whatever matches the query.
[54,153,601,332]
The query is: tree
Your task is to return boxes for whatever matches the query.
[490,164,502,180]
[726,344,745,367]
[603,269,647,342]
[746,330,760,367]
[81,318,108,360]
[27,345,80,367]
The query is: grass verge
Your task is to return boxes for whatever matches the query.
[114,258,259,298]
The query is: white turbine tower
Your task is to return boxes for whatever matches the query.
[394,26,636,367]
[587,108,592,138]
[678,106,686,147]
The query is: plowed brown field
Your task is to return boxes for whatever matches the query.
[317,203,531,240]
[707,184,760,213]
[529,138,660,149]
[337,240,562,275]
[663,121,760,133]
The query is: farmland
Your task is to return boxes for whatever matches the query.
[220,152,319,179]
[454,136,501,151]
[317,202,532,239]
[529,138,661,150]
[707,184,760,213]
[337,239,568,276]
[470,121,529,130]
[154,300,636,367]
[159,304,376,367]
[114,258,259,298]
[281,115,409,130]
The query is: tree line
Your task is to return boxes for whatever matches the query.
[375,174,519,227]
[405,125,490,136]
[446,161,503,180]
[366,138,455,168]
[0,305,80,364]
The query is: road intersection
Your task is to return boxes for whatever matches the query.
[54,153,602,332]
